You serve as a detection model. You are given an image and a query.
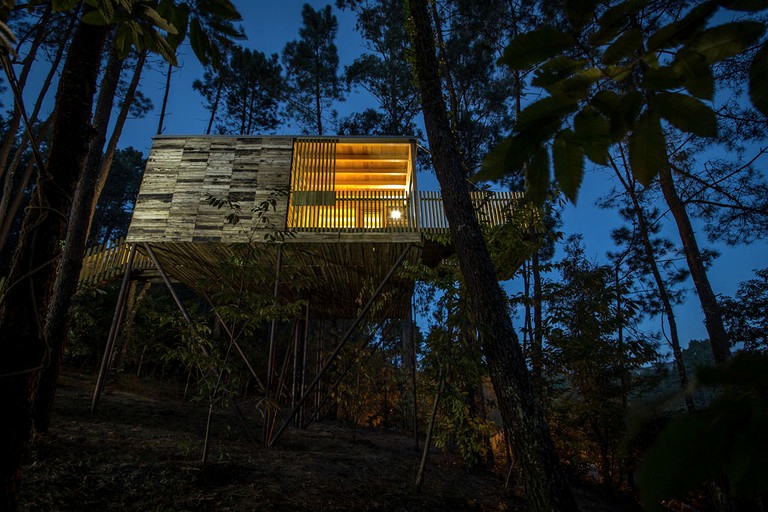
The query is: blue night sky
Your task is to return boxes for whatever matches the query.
[19,1,768,351]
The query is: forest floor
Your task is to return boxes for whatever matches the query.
[18,370,638,511]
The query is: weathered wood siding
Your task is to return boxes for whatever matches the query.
[127,136,293,243]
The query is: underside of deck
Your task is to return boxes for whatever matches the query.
[139,238,423,319]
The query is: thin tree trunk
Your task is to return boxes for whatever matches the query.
[414,363,444,493]
[658,166,731,365]
[0,4,52,179]
[0,9,75,247]
[620,168,694,411]
[157,61,173,135]
[531,247,543,384]
[405,2,579,510]
[0,116,54,254]
[34,33,123,434]
[0,16,110,508]
[205,69,224,135]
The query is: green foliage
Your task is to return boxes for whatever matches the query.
[424,314,495,467]
[194,45,284,135]
[338,0,421,138]
[499,28,575,71]
[749,41,768,114]
[721,268,768,352]
[66,287,112,365]
[53,0,244,68]
[638,352,768,510]
[185,0,243,69]
[477,0,767,205]
[552,131,584,202]
[205,188,295,243]
[409,255,509,467]
[628,111,666,187]
[542,236,661,485]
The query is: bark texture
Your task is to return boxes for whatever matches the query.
[34,37,123,433]
[658,166,731,365]
[405,1,579,510]
[0,18,109,509]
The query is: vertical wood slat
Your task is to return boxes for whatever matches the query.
[416,190,522,233]
[75,237,153,288]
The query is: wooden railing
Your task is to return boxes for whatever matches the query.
[418,190,523,233]
[78,237,152,287]
[289,190,415,233]
[1,238,152,294]
[288,189,523,234]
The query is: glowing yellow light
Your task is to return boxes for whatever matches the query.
[390,209,402,220]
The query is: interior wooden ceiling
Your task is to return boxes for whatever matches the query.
[333,142,410,191]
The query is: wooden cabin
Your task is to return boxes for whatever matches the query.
[126,135,521,318]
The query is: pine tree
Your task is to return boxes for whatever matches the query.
[282,4,344,135]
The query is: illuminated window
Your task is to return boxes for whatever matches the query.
[288,139,413,231]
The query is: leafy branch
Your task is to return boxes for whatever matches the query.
[476,0,768,205]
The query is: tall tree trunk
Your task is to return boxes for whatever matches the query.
[405,2,579,510]
[34,39,123,433]
[0,117,53,254]
[429,0,459,133]
[90,50,147,227]
[315,73,323,135]
[0,16,110,509]
[520,260,530,354]
[658,166,731,365]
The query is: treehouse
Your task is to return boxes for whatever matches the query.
[91,135,524,440]
[125,135,521,319]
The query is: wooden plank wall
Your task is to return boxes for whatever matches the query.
[127,136,293,243]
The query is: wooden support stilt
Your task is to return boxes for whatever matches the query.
[415,362,444,492]
[209,308,265,392]
[298,300,310,427]
[268,243,413,446]
[290,316,300,413]
[144,243,194,326]
[90,244,137,413]
[262,244,283,446]
[410,301,420,451]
